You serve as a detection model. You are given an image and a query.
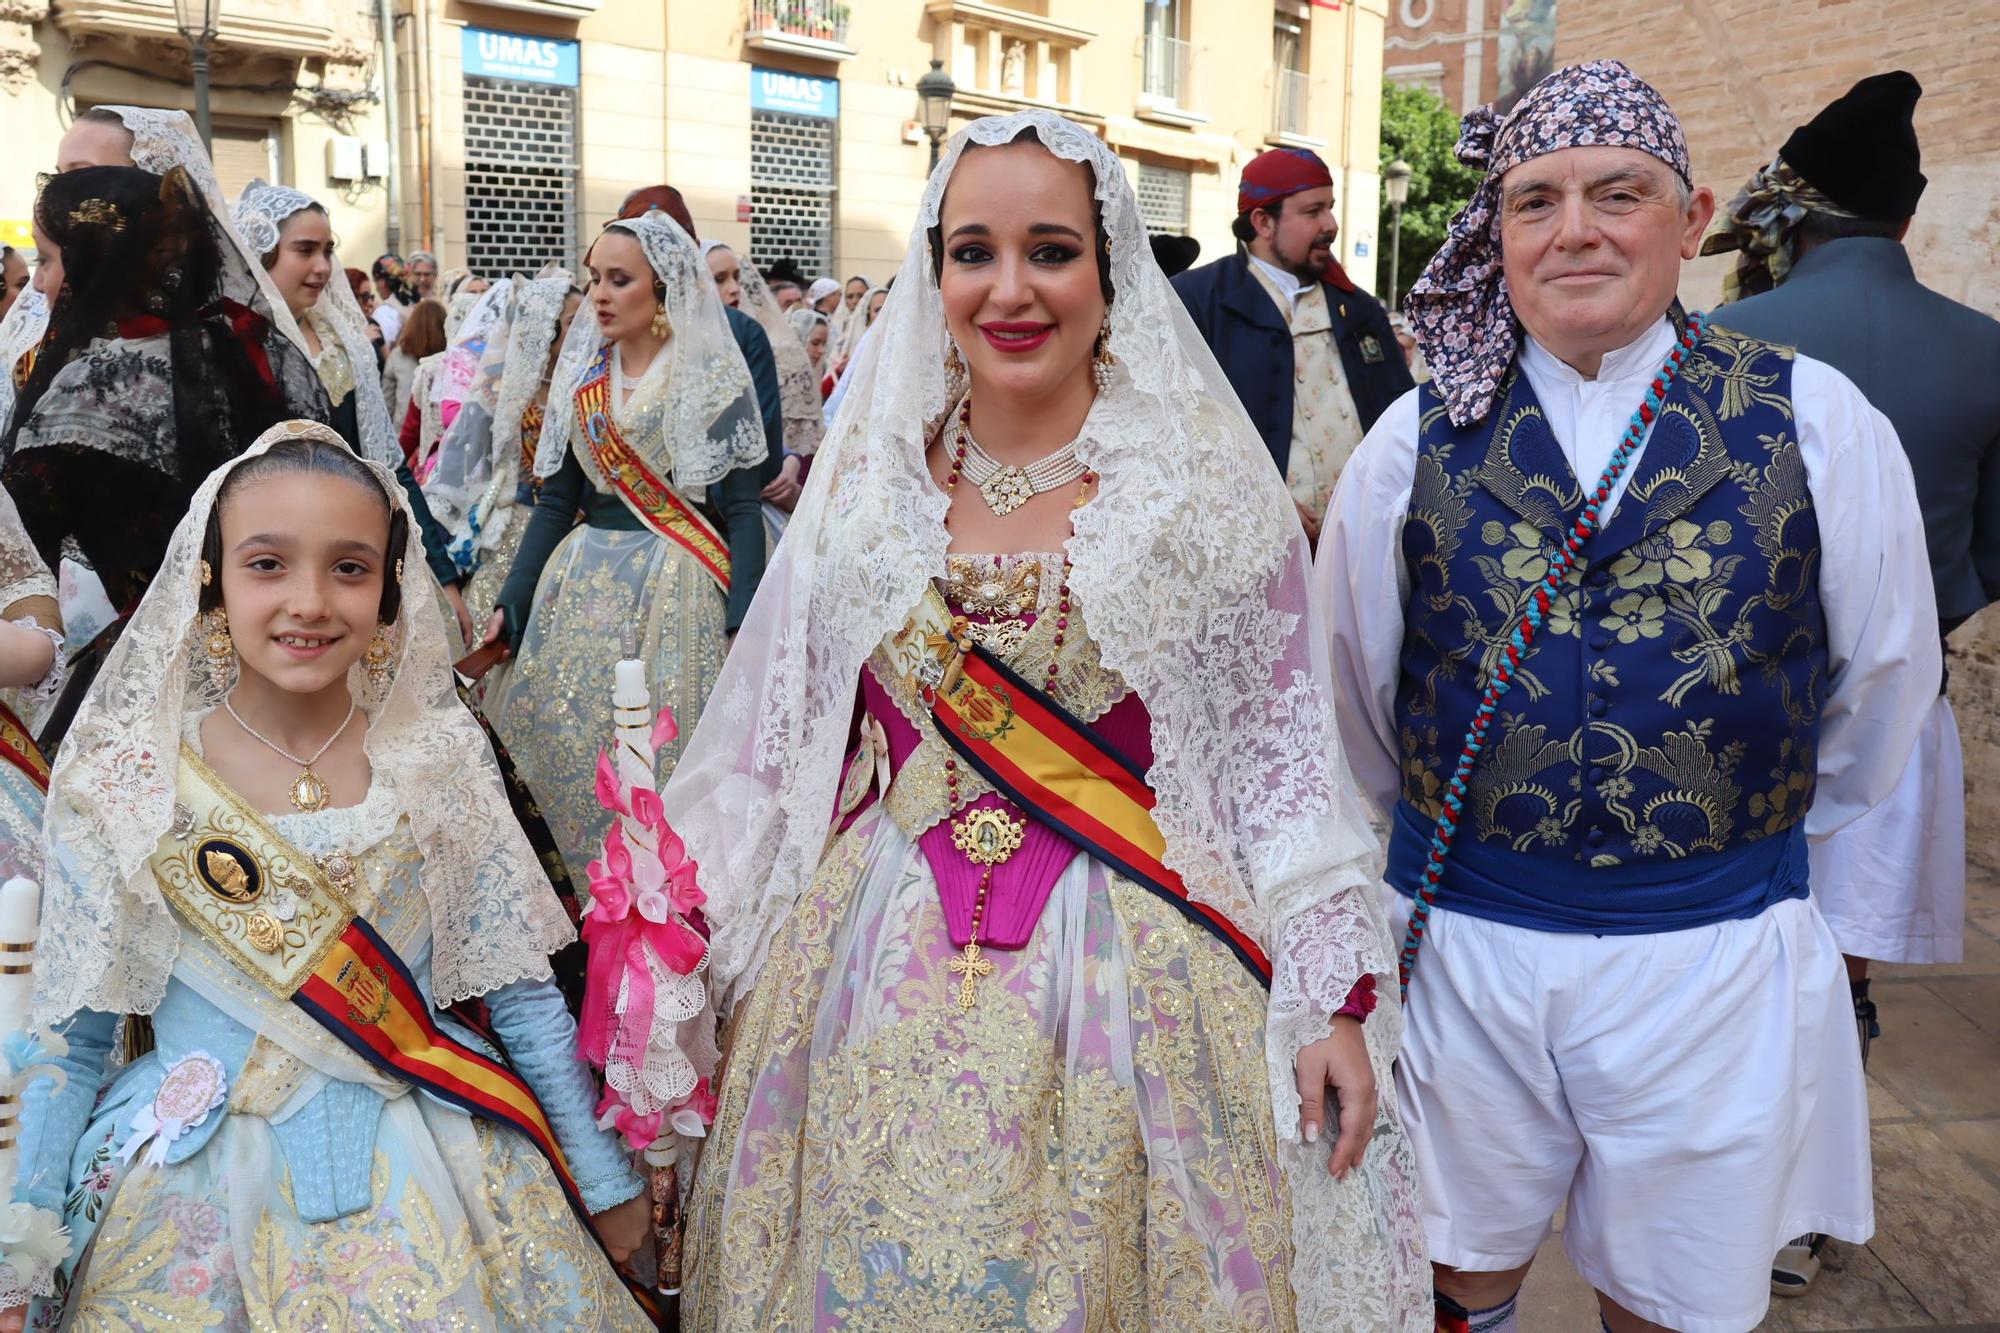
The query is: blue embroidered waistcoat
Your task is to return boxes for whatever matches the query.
[1392,325,1827,913]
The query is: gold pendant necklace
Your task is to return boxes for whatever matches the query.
[223,694,358,813]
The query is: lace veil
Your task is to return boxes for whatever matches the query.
[0,487,55,613]
[660,110,1383,1009]
[422,272,575,568]
[704,241,824,456]
[231,179,400,467]
[0,107,307,437]
[534,212,766,491]
[32,420,576,1026]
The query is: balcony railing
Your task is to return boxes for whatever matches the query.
[749,0,850,45]
[1274,67,1310,138]
[1140,32,1192,106]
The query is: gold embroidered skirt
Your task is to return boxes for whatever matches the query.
[684,810,1303,1332]
[57,1095,650,1331]
[492,523,727,896]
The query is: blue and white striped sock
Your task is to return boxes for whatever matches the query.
[1467,1294,1519,1333]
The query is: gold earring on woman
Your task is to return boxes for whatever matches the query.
[200,607,234,692]
[945,340,965,379]
[363,624,394,695]
[1092,320,1116,390]
[650,304,671,339]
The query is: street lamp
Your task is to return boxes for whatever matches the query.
[1383,157,1413,311]
[173,0,221,153]
[917,59,956,171]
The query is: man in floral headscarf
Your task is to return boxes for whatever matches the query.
[1316,60,1939,1332]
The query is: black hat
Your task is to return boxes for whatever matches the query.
[1781,71,1926,220]
[1149,233,1201,278]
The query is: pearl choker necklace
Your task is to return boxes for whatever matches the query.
[950,401,1087,517]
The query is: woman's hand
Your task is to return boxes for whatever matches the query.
[591,1193,653,1266]
[0,617,58,689]
[442,583,474,651]
[760,454,803,512]
[0,1302,27,1332]
[1295,1015,1377,1179]
[480,610,505,648]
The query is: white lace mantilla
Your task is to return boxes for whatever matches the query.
[535,213,766,492]
[34,422,575,1028]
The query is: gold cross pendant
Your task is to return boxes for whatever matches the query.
[947,940,995,1010]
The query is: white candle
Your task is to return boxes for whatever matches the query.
[613,658,648,710]
[0,877,38,1042]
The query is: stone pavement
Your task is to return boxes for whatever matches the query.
[1517,858,2000,1331]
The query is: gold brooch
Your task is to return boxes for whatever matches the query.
[66,199,126,232]
[951,806,1024,867]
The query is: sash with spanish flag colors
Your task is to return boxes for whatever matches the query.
[0,700,48,793]
[152,748,668,1327]
[922,616,1273,988]
[575,343,732,594]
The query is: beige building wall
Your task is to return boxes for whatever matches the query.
[396,0,1391,283]
[0,1,1393,293]
[0,0,389,260]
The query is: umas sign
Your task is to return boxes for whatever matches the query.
[751,67,839,119]
[463,28,581,88]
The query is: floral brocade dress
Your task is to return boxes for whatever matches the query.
[15,735,651,1331]
[685,553,1381,1330]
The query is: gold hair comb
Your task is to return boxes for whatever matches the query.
[67,199,126,232]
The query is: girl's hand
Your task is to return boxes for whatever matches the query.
[1295,1015,1377,1179]
[591,1193,652,1265]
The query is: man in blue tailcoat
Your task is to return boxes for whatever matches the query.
[1172,147,1411,545]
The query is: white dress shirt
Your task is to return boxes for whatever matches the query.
[1316,316,1940,841]
[1247,252,1312,313]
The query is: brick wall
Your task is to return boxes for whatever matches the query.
[1551,0,2000,865]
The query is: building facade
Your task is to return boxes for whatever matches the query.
[1383,0,1553,115]
[0,0,390,259]
[0,0,1393,292]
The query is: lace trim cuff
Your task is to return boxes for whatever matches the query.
[0,1201,70,1305]
[14,617,66,704]
[1334,972,1378,1023]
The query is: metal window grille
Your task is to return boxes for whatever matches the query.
[463,75,578,276]
[750,109,836,278]
[1136,163,1190,236]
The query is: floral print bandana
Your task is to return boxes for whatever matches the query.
[1404,60,1693,427]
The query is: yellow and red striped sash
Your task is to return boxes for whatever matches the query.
[908,594,1273,986]
[0,701,48,793]
[153,752,667,1326]
[574,346,731,594]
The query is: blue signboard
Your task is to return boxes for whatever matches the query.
[751,67,839,119]
[463,28,580,87]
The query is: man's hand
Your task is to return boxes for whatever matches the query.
[1295,499,1323,549]
[1295,1015,1377,1179]
[761,454,803,512]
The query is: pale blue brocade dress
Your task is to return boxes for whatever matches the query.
[13,720,650,1330]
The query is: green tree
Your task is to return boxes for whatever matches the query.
[1377,83,1484,310]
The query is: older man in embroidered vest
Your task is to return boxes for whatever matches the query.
[1316,61,1938,1333]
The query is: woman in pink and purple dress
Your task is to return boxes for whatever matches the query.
[661,110,1429,1330]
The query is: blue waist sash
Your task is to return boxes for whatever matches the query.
[1385,800,1808,935]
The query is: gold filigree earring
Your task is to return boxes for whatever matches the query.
[1092,319,1116,390]
[199,559,213,588]
[199,608,234,692]
[944,340,965,379]
[650,304,671,339]
[363,624,394,695]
